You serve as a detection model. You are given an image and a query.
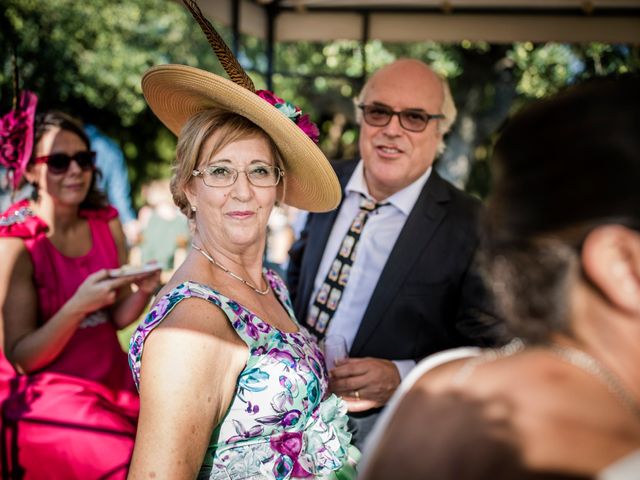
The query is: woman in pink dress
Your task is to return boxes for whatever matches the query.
[0,109,160,479]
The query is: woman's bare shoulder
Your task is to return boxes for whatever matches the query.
[139,287,248,395]
[404,347,639,476]
[364,349,601,480]
[151,283,244,345]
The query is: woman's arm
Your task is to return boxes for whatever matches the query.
[128,298,248,479]
[108,217,160,329]
[0,237,132,374]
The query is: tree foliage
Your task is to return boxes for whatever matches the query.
[1,0,225,198]
[270,38,638,197]
[1,0,638,205]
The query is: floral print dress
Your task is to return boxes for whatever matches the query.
[129,270,357,479]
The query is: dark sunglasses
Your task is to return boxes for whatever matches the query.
[358,104,445,132]
[34,151,96,175]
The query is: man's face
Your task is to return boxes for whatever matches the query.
[358,60,444,200]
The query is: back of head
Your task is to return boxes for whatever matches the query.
[488,75,640,242]
[482,75,640,341]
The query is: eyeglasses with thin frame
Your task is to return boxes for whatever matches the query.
[34,151,96,175]
[358,104,445,132]
[192,164,284,188]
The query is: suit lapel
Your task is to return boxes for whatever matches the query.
[350,171,451,355]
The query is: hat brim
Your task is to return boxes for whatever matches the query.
[142,64,341,212]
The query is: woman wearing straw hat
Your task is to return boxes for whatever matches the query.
[127,2,357,479]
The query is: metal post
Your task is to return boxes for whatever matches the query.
[360,11,370,89]
[231,0,240,57]
[265,2,277,91]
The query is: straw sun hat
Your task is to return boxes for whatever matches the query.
[142,1,341,213]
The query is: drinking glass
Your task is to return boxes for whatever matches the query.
[322,334,348,370]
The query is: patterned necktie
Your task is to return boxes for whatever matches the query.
[306,195,387,339]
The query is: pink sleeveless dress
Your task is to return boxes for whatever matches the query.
[0,200,139,480]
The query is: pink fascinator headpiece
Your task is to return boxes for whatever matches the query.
[0,90,38,190]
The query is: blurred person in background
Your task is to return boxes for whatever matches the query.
[137,178,190,282]
[2,122,140,247]
[265,204,297,277]
[0,105,160,478]
[85,123,140,247]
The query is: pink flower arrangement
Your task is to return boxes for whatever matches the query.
[256,90,285,106]
[0,91,38,189]
[296,114,320,144]
[256,90,320,144]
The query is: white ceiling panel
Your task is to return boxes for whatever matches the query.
[198,0,640,43]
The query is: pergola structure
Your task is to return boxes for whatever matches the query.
[197,0,640,87]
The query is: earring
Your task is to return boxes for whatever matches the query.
[191,205,197,212]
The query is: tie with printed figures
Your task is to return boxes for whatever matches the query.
[306,195,387,339]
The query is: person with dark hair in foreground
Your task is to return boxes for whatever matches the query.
[359,75,640,479]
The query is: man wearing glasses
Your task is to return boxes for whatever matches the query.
[288,58,499,447]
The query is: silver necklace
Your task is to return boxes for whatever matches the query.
[549,344,640,421]
[452,338,525,385]
[191,243,269,296]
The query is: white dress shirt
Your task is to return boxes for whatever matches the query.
[308,160,432,379]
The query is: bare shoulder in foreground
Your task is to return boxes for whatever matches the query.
[364,348,639,479]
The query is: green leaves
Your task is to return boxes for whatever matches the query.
[1,0,226,194]
[1,1,638,202]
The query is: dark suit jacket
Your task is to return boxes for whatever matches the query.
[288,159,498,362]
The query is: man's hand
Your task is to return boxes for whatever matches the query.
[329,357,401,412]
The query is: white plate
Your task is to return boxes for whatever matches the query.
[108,264,161,278]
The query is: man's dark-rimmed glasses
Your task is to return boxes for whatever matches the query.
[358,104,445,132]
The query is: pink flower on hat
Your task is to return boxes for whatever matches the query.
[0,91,38,189]
[297,114,320,144]
[256,90,286,106]
[256,89,320,144]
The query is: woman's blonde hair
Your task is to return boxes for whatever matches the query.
[171,109,285,219]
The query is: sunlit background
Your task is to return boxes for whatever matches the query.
[2,0,638,202]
